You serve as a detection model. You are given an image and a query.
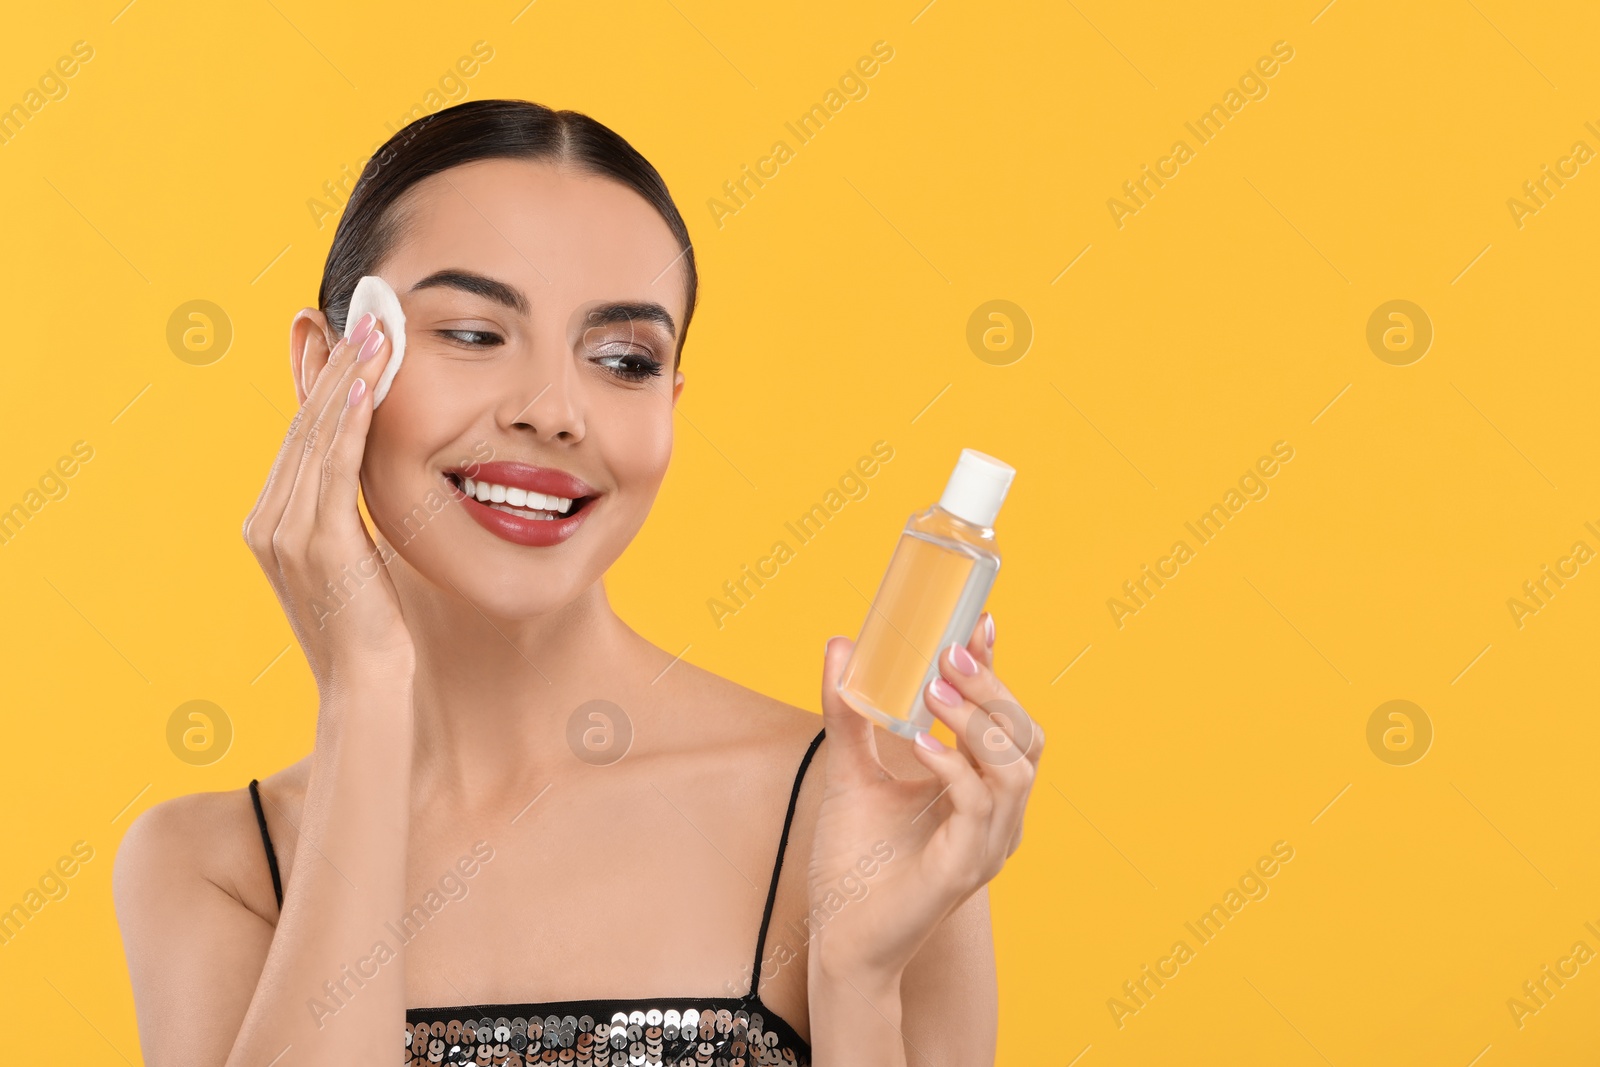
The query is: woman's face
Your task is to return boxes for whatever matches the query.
[338,157,689,618]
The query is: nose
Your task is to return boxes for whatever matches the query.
[498,334,585,442]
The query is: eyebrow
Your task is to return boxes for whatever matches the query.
[584,302,676,338]
[406,270,676,337]
[408,269,531,317]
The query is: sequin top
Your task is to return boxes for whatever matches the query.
[248,728,825,1067]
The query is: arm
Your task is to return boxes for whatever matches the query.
[808,885,997,1067]
[809,612,1040,1067]
[115,307,415,1065]
[899,885,998,1065]
[114,685,414,1067]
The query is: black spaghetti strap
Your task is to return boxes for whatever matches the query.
[748,726,826,998]
[248,779,284,911]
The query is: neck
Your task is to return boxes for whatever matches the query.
[389,551,658,804]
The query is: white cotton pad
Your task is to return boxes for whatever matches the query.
[344,275,407,408]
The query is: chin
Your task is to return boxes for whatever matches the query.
[447,564,587,620]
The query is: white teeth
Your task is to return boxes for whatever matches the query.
[486,502,559,520]
[453,475,575,514]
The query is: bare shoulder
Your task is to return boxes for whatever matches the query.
[113,759,310,927]
[668,654,936,786]
[650,652,937,877]
[113,762,311,1065]
[665,656,826,751]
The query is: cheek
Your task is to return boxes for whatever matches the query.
[572,392,675,565]
[360,385,464,518]
[601,397,674,493]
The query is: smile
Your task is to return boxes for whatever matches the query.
[441,461,601,548]
[457,476,574,520]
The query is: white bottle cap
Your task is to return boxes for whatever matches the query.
[937,448,1015,528]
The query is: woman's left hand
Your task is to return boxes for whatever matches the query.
[807,612,1043,982]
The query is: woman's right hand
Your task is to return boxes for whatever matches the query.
[242,312,414,692]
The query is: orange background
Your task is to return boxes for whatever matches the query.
[1,1,1597,1064]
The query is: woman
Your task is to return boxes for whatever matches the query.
[114,99,1043,1067]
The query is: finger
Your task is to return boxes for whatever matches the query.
[819,635,886,787]
[971,611,996,671]
[315,373,378,544]
[301,312,376,405]
[282,340,370,549]
[924,676,1037,850]
[937,642,1040,771]
[1008,808,1031,857]
[316,328,396,527]
[925,666,1039,792]
[908,717,994,864]
[281,329,385,549]
[243,314,375,554]
[922,674,1001,774]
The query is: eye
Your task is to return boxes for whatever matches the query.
[437,329,503,348]
[591,345,664,383]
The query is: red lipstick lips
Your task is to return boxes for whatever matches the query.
[445,461,599,548]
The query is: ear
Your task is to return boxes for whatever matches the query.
[289,308,339,407]
[671,367,685,406]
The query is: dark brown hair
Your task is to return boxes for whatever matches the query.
[317,99,698,364]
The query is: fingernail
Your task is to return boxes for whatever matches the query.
[983,613,995,648]
[347,377,366,408]
[929,676,961,706]
[914,730,946,752]
[349,312,375,345]
[358,329,384,361]
[949,644,979,676]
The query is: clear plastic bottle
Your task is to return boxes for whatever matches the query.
[837,448,1016,737]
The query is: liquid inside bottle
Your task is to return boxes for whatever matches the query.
[837,449,1012,737]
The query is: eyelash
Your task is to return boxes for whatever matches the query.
[438,330,664,383]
